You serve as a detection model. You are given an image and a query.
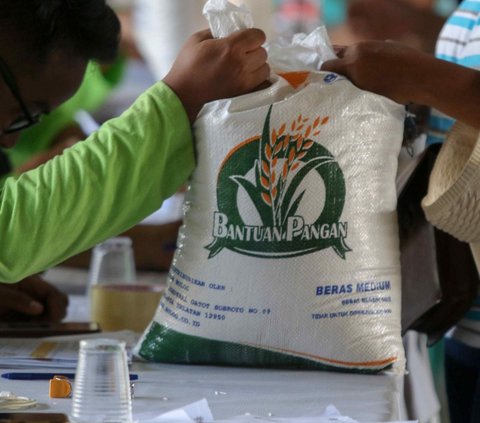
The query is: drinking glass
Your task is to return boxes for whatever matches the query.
[89,237,162,332]
[70,338,133,423]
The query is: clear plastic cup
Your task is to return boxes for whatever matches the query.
[88,237,136,286]
[70,339,133,423]
[88,237,163,332]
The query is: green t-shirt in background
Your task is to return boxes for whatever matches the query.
[7,60,125,170]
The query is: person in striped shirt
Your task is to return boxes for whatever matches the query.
[322,2,480,421]
[425,6,480,421]
[427,0,480,145]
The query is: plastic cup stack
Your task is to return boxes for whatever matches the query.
[70,339,133,423]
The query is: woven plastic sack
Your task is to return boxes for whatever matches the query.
[136,0,406,374]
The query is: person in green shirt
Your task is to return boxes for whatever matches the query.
[0,0,269,321]
[7,59,125,174]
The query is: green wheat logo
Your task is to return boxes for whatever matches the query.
[206,105,351,259]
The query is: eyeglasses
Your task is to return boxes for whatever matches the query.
[0,56,42,135]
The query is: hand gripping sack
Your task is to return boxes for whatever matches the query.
[136,0,406,374]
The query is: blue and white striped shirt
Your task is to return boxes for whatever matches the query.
[430,0,480,348]
[428,0,480,145]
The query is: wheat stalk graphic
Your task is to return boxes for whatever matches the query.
[230,106,332,229]
[258,113,329,226]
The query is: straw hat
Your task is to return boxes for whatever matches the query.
[422,122,480,270]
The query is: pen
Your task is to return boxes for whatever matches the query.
[1,372,139,381]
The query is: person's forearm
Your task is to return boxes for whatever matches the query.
[415,54,480,129]
[321,40,480,129]
[0,82,194,282]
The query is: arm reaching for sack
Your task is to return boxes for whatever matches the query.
[164,28,269,123]
[321,41,480,130]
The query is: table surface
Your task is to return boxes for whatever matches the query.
[2,267,406,422]
[1,363,405,422]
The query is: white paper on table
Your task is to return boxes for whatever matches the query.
[215,405,357,423]
[0,338,78,369]
[137,398,212,422]
[0,331,136,369]
[143,409,193,422]
[134,400,418,423]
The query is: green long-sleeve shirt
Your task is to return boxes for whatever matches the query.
[0,82,194,282]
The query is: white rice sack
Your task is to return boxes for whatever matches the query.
[136,0,406,374]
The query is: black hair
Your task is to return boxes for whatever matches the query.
[0,0,121,65]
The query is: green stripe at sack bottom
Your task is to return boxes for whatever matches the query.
[138,322,392,374]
